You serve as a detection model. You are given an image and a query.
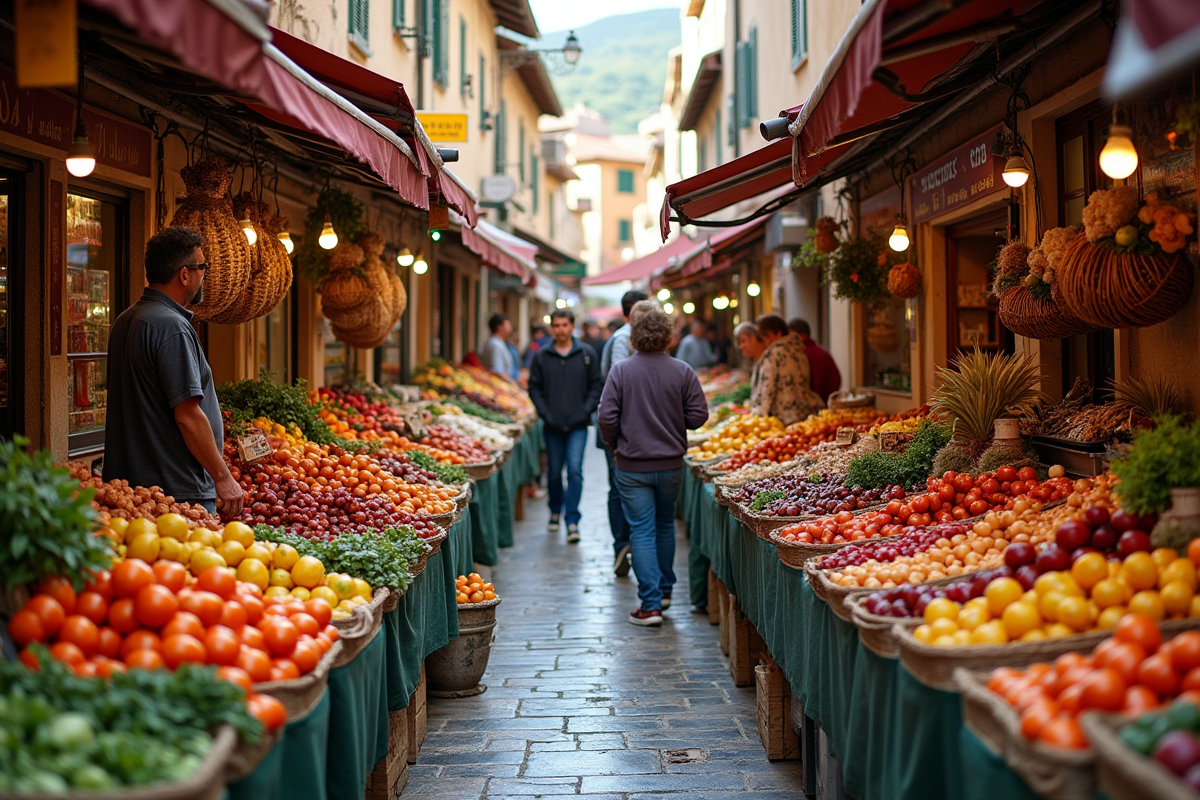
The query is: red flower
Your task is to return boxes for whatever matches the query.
[850,272,859,283]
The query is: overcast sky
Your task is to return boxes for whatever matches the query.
[529,0,682,35]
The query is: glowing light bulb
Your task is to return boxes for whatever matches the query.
[657,288,671,302]
[278,231,294,254]
[729,298,738,308]
[318,216,338,250]
[746,282,761,297]
[888,215,910,252]
[1002,154,1031,187]
[555,298,567,309]
[396,247,414,267]
[240,218,257,246]
[682,301,695,314]
[663,302,674,314]
[413,253,428,274]
[65,119,95,178]
[712,296,730,310]
[1100,124,1138,180]
[543,315,552,324]
[430,230,442,241]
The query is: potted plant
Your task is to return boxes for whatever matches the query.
[820,229,902,308]
[1113,417,1200,552]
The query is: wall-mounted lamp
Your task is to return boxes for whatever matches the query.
[499,31,582,76]
[888,214,910,252]
[1002,152,1031,187]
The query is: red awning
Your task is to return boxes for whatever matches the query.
[581,234,703,285]
[1105,0,1200,99]
[461,220,536,279]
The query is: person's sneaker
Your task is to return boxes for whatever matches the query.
[548,513,560,532]
[628,608,663,626]
[613,544,632,576]
[567,524,581,544]
[662,591,672,610]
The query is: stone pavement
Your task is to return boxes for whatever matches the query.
[403,441,805,799]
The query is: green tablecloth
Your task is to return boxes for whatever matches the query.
[468,470,503,567]
[448,507,475,578]
[677,470,1042,800]
[383,545,456,710]
[325,628,389,800]
[228,689,331,800]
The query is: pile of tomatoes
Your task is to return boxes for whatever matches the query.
[716,430,828,471]
[7,562,341,732]
[422,424,492,462]
[988,615,1200,749]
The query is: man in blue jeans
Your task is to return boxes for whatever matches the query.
[528,309,602,543]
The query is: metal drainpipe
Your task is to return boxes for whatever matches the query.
[733,0,741,160]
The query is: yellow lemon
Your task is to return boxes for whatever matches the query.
[218,541,246,567]
[913,624,934,644]
[189,549,227,576]
[290,587,312,601]
[236,559,270,591]
[969,620,1009,645]
[1002,600,1043,639]
[1160,559,1198,591]
[126,532,161,563]
[1152,547,1179,570]
[329,574,356,600]
[108,517,129,539]
[957,606,990,632]
[126,517,158,544]
[1096,605,1127,630]
[1091,579,1130,609]
[1056,596,1092,631]
[1071,552,1109,590]
[159,537,187,563]
[1129,590,1166,621]
[187,529,211,544]
[291,556,326,590]
[928,617,960,639]
[1038,590,1065,621]
[1019,628,1048,643]
[951,629,972,646]
[352,578,372,599]
[245,544,273,564]
[1122,552,1159,591]
[269,568,294,589]
[265,586,291,598]
[310,586,339,606]
[923,598,962,624]
[1162,581,1195,616]
[155,513,189,541]
[272,544,300,571]
[222,521,255,548]
[1044,622,1076,639]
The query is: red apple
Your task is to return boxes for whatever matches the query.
[1055,520,1092,551]
[1117,529,1152,557]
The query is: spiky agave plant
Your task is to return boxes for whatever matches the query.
[931,348,1042,460]
[1110,375,1182,419]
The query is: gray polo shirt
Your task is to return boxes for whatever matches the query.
[103,288,223,501]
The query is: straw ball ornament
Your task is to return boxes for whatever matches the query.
[887,262,921,298]
[207,194,278,325]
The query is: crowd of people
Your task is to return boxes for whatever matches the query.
[478,293,842,626]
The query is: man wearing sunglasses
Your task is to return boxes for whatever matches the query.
[104,226,244,520]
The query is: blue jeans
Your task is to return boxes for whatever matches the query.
[602,442,631,557]
[615,467,684,611]
[544,428,588,525]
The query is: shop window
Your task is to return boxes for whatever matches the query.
[374,319,404,387]
[791,0,807,69]
[323,320,348,386]
[67,190,126,457]
[431,0,449,88]
[0,172,20,438]
[618,219,632,242]
[258,282,292,383]
[864,299,912,394]
[946,210,1012,364]
[349,0,371,55]
[617,169,634,194]
[1056,102,1116,403]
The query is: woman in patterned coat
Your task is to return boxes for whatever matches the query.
[747,314,824,425]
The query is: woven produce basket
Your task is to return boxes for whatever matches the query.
[998,285,1095,340]
[331,587,389,668]
[773,526,905,573]
[328,297,392,349]
[846,593,918,659]
[956,668,1096,800]
[714,485,735,508]
[318,243,370,311]
[225,724,283,782]
[1056,232,1195,329]
[451,482,472,513]
[410,527,446,578]
[803,562,866,622]
[1081,711,1197,800]
[382,589,400,613]
[170,156,251,321]
[208,193,275,326]
[464,456,498,481]
[425,505,460,531]
[260,213,295,315]
[254,641,342,722]
[828,391,875,410]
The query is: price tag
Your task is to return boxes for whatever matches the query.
[237,430,274,464]
[835,427,857,446]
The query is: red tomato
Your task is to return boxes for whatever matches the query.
[1123,685,1160,712]
[96,627,122,659]
[7,609,45,647]
[290,639,321,675]
[120,630,162,659]
[59,615,99,657]
[107,598,139,635]
[75,592,109,626]
[240,595,265,626]
[216,665,253,694]
[1038,715,1088,749]
[180,591,224,627]
[26,596,66,638]
[240,626,266,651]
[287,613,320,639]
[111,559,156,598]
[49,641,85,666]
[1095,641,1146,685]
[996,466,1018,482]
[204,626,242,667]
[260,618,299,657]
[152,561,188,593]
[236,648,273,683]
[1169,632,1200,674]
[247,693,287,732]
[161,634,207,670]
[83,570,113,599]
[125,649,165,670]
[38,577,77,614]
[1080,668,1126,711]
[163,612,206,640]
[220,601,249,630]
[1018,466,1038,483]
[1115,615,1162,654]
[303,599,333,629]
[95,659,127,678]
[1137,654,1180,696]
[135,584,179,629]
[270,658,300,681]
[196,567,236,600]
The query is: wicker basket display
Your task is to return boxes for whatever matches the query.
[254,640,342,721]
[846,593,918,659]
[331,587,389,668]
[410,527,447,578]
[226,724,283,782]
[256,211,294,317]
[803,562,867,622]
[207,194,290,325]
[464,456,499,481]
[170,156,251,320]
[956,667,1096,800]
[1056,232,1195,329]
[998,284,1095,340]
[318,243,371,311]
[1081,711,1198,800]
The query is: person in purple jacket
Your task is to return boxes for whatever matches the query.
[598,301,709,626]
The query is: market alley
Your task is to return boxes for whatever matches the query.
[403,443,805,799]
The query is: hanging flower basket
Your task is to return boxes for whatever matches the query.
[887,262,921,298]
[821,229,899,308]
[998,284,1094,340]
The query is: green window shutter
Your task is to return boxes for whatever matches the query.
[494,99,507,172]
[479,54,487,129]
[749,27,758,122]
[421,0,432,55]
[431,0,447,86]
[532,154,539,213]
[439,1,449,83]
[349,0,371,52]
[735,41,749,129]
[699,138,707,172]
[392,0,404,30]
[519,122,526,184]
[727,97,735,146]
[459,17,467,96]
[548,193,555,239]
[619,219,632,242]
[617,169,634,193]
[791,0,807,67]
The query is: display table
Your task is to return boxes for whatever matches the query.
[467,422,542,565]
[677,470,1041,800]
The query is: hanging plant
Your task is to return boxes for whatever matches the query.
[813,216,844,254]
[819,228,898,308]
[297,187,366,284]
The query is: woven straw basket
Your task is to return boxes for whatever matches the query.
[171,156,251,320]
[319,243,371,311]
[226,724,282,782]
[998,285,1094,340]
[1081,711,1198,800]
[331,587,390,668]
[956,668,1096,800]
[1056,232,1195,329]
[410,527,447,579]
[254,640,342,721]
[845,593,918,659]
[208,194,291,325]
[464,456,499,481]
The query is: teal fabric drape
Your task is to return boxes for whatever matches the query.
[324,629,389,800]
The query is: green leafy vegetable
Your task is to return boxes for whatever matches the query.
[218,372,375,453]
[845,420,952,490]
[751,490,786,511]
[443,397,513,423]
[712,384,752,406]
[0,436,112,590]
[407,450,468,485]
[1112,416,1200,516]
[253,525,428,591]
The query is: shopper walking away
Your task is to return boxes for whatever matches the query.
[599,301,709,626]
[104,227,244,520]
[481,313,517,378]
[749,314,825,425]
[675,317,718,371]
[581,320,606,356]
[598,290,647,576]
[528,309,602,543]
[788,317,841,402]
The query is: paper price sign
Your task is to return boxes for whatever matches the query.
[835,428,858,446]
[237,430,274,463]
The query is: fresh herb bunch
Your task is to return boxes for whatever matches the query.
[408,450,468,484]
[0,437,112,590]
[253,525,428,591]
[820,229,900,308]
[994,268,1051,299]
[845,420,952,490]
[0,656,260,792]
[712,384,752,406]
[218,372,375,453]
[1112,416,1200,515]
[445,397,512,423]
[751,490,786,511]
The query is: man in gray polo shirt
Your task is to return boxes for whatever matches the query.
[103,226,244,519]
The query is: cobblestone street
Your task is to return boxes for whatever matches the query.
[403,442,804,799]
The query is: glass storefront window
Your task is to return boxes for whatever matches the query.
[67,191,124,455]
[0,180,13,436]
[323,318,348,386]
[864,298,911,393]
[375,323,403,387]
[257,294,291,382]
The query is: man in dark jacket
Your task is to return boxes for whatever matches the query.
[528,309,602,543]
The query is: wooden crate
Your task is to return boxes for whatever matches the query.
[727,598,765,687]
[365,708,409,800]
[407,663,427,764]
[706,569,721,625]
[755,664,800,761]
[718,587,732,655]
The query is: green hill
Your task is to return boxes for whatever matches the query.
[543,9,680,134]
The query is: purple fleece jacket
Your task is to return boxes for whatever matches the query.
[598,351,710,472]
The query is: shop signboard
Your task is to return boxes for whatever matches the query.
[417,112,469,143]
[0,65,152,177]
[909,123,1006,224]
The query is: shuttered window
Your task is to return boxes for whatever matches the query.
[736,29,758,129]
[479,55,488,130]
[791,0,808,69]
[392,0,404,30]
[431,0,449,87]
[349,0,371,55]
[619,219,632,242]
[519,121,526,184]
[459,17,468,96]
[532,154,540,213]
[617,169,634,193]
[494,100,507,172]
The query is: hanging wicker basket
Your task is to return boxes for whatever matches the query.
[1056,232,1194,329]
[259,212,295,316]
[887,263,921,298]
[207,194,280,325]
[318,243,371,311]
[170,156,251,320]
[998,285,1095,340]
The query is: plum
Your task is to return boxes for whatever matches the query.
[1056,520,1092,551]
[1004,541,1036,568]
[1111,508,1137,533]
[1035,545,1071,574]
[1090,524,1118,551]
[1015,565,1038,591]
[1118,529,1153,557]
[1154,729,1200,777]
[1084,506,1111,528]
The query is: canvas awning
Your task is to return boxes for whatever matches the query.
[459,217,538,281]
[1104,0,1200,99]
[581,234,703,286]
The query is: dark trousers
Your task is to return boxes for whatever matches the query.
[602,441,631,557]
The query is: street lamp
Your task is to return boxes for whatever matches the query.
[499,32,583,76]
[563,31,581,66]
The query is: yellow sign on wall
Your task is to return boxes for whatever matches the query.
[417,112,469,143]
[16,0,77,87]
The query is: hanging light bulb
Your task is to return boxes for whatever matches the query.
[555,298,567,309]
[240,217,257,246]
[712,295,730,310]
[888,214,910,252]
[430,230,442,242]
[656,288,671,302]
[746,282,761,297]
[278,230,294,254]
[413,252,429,274]
[396,247,414,267]
[729,298,738,308]
[318,212,338,249]
[682,301,696,314]
[662,302,674,315]
[543,314,552,324]
[1002,153,1031,187]
[65,115,95,178]
[1100,123,1139,180]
